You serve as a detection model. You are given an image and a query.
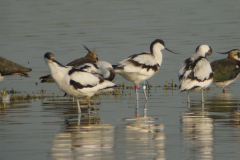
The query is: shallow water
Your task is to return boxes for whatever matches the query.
[1,0,240,159]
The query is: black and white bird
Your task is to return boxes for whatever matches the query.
[211,49,240,93]
[0,56,32,81]
[40,45,99,83]
[113,39,178,101]
[78,61,115,81]
[44,52,117,113]
[179,44,213,103]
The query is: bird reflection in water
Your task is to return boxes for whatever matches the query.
[210,92,237,104]
[181,103,214,160]
[42,98,99,126]
[122,101,165,160]
[51,105,114,160]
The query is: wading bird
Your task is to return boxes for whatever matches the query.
[0,56,32,81]
[40,45,99,83]
[179,44,213,103]
[44,52,117,113]
[113,39,178,102]
[211,49,240,93]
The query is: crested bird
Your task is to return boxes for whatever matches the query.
[179,44,213,103]
[0,56,32,81]
[211,49,240,93]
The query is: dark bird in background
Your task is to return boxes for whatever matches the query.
[211,49,240,93]
[39,45,99,83]
[0,56,32,81]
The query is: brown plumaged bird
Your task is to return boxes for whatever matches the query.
[211,49,240,93]
[0,56,32,81]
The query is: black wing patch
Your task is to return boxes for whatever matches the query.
[78,63,98,71]
[70,79,95,89]
[128,53,148,59]
[180,56,213,82]
[129,59,160,72]
[188,71,213,82]
[184,56,203,71]
[68,68,87,75]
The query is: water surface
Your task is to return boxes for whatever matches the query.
[1,0,240,159]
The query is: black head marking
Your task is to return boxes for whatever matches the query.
[44,52,66,67]
[150,39,165,53]
[195,45,201,53]
[151,39,165,46]
[206,46,212,56]
[44,52,55,60]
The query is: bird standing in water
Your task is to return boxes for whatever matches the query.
[113,39,178,102]
[211,49,240,93]
[0,56,32,81]
[40,45,99,83]
[44,52,117,113]
[179,44,213,103]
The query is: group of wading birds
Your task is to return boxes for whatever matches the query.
[1,39,240,113]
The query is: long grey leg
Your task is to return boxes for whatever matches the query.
[143,82,148,101]
[144,102,148,117]
[135,100,139,117]
[135,85,139,101]
[77,99,81,114]
[201,89,204,103]
[77,99,81,126]
[78,112,81,126]
[87,97,91,118]
[187,91,190,103]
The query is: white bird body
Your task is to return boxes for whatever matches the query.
[96,61,115,80]
[40,45,98,83]
[179,54,213,91]
[178,44,213,102]
[113,39,177,101]
[115,54,159,85]
[44,52,117,113]
[114,41,166,86]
